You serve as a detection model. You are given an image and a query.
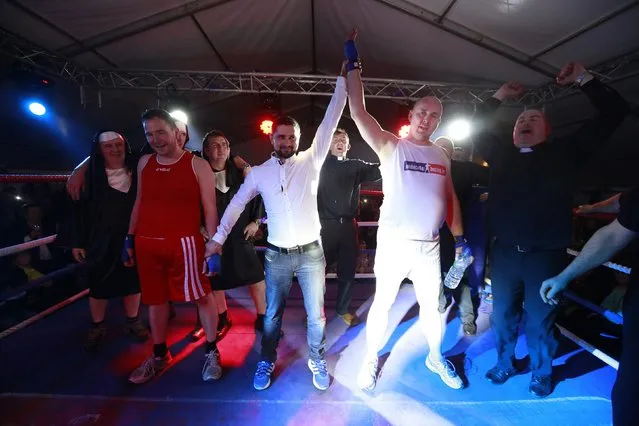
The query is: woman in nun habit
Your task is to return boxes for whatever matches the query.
[71,130,149,350]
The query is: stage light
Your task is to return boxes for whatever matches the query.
[398,124,410,138]
[170,110,188,124]
[28,102,46,116]
[260,119,274,135]
[447,119,471,140]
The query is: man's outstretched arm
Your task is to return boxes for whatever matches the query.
[345,30,398,158]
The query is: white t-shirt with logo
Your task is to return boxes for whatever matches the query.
[378,139,450,241]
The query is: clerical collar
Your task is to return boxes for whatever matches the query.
[336,155,345,161]
[519,147,533,153]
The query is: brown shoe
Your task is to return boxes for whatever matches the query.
[84,326,106,350]
[124,320,150,342]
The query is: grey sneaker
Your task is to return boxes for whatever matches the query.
[202,350,222,381]
[129,352,172,384]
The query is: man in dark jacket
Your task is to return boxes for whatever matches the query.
[475,61,630,397]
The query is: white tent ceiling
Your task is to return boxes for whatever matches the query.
[1,0,638,171]
[3,0,639,82]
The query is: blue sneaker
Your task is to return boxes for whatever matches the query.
[308,359,330,390]
[253,361,275,390]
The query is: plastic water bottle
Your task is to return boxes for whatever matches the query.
[444,246,474,289]
[207,254,221,275]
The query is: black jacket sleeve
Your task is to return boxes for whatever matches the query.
[356,160,382,185]
[558,78,630,165]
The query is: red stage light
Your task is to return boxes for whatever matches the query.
[260,119,273,135]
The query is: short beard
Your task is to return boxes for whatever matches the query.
[276,149,295,159]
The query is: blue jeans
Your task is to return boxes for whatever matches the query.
[262,244,326,362]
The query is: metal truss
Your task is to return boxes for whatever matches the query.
[2,28,639,107]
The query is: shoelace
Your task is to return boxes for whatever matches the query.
[310,360,328,376]
[255,361,273,376]
[202,351,220,375]
[432,358,458,378]
[137,358,157,378]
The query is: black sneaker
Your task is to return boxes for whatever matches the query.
[485,365,518,384]
[529,375,553,397]
[84,326,106,350]
[124,320,150,342]
[216,316,232,342]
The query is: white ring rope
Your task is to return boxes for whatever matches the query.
[0,234,57,258]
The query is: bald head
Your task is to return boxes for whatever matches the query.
[408,96,442,142]
[513,109,551,148]
[434,136,454,158]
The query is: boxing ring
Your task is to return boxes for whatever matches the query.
[0,174,625,425]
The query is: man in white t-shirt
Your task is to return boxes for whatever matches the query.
[345,31,467,391]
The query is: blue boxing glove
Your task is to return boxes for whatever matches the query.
[122,234,135,263]
[344,40,361,72]
[206,254,221,275]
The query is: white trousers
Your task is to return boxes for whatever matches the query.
[365,229,444,360]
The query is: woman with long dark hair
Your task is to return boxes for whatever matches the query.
[71,130,149,350]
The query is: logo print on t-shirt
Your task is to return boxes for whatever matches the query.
[404,161,446,176]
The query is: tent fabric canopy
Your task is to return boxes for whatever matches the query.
[1,0,638,176]
[2,0,639,86]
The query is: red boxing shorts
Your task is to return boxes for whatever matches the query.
[135,235,211,305]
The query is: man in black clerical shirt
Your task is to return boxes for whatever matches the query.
[475,61,630,397]
[318,128,381,326]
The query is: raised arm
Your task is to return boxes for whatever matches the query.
[193,156,218,239]
[473,82,525,165]
[555,62,630,163]
[308,74,347,168]
[345,32,397,157]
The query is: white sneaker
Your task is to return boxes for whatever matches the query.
[357,358,378,391]
[425,356,463,389]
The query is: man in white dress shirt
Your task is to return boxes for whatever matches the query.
[205,64,347,391]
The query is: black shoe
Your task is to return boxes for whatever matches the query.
[190,324,205,341]
[216,317,232,342]
[485,365,518,384]
[529,375,553,397]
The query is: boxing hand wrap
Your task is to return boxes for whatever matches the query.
[344,40,361,72]
[207,254,221,275]
[454,235,468,250]
[122,234,135,263]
